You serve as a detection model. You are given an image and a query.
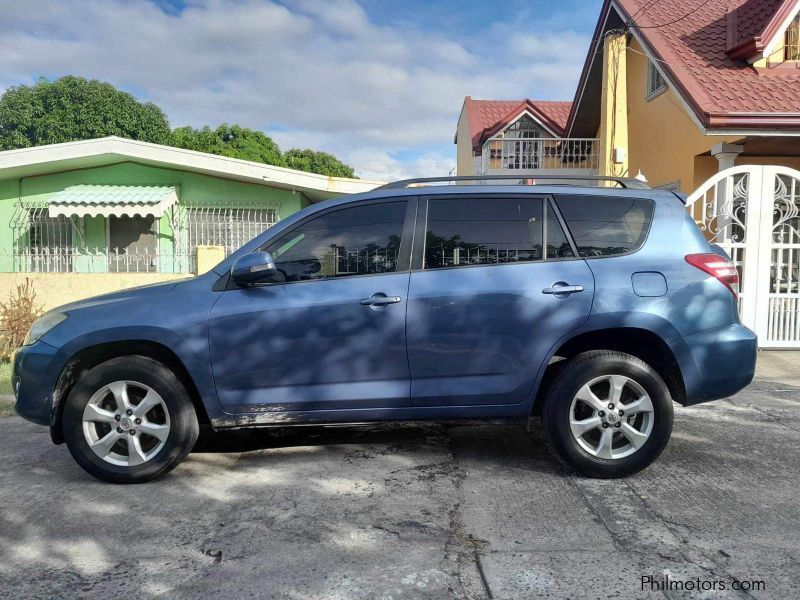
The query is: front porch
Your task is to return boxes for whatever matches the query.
[3,172,289,275]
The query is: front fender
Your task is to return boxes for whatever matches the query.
[49,325,231,430]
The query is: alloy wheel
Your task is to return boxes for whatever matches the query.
[568,374,654,460]
[82,380,170,467]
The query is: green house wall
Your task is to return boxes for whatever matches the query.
[0,161,310,272]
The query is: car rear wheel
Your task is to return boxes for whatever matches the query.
[62,355,199,483]
[541,350,673,478]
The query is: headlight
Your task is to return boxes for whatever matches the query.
[23,312,67,346]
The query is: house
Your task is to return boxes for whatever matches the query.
[455,0,800,348]
[456,0,800,192]
[454,98,597,178]
[0,137,380,307]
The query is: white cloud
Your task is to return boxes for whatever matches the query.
[0,0,590,180]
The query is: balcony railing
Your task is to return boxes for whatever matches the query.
[481,138,599,173]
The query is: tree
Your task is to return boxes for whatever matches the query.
[284,148,356,178]
[171,124,284,166]
[0,76,358,178]
[0,76,171,150]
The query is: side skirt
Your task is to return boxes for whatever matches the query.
[224,403,532,428]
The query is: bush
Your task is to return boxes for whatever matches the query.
[0,279,44,360]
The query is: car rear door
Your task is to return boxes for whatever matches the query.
[208,198,415,414]
[405,194,594,407]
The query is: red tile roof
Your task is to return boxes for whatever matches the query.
[617,0,800,128]
[461,98,573,151]
[568,0,800,134]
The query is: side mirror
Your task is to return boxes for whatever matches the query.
[231,252,278,286]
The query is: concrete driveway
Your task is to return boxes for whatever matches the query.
[1,353,799,599]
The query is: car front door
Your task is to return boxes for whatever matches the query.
[406,194,594,407]
[208,199,414,415]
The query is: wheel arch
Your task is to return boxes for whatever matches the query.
[51,340,211,444]
[534,327,686,414]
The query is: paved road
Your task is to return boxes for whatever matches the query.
[1,353,799,599]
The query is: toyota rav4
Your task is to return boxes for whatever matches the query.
[13,176,757,483]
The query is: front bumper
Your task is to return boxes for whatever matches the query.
[12,340,64,426]
[671,323,757,405]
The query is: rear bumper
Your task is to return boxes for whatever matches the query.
[12,340,64,426]
[671,323,757,405]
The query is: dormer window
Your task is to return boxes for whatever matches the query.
[786,13,800,61]
[503,114,542,138]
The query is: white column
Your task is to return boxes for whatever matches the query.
[711,142,743,171]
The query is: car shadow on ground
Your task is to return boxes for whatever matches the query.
[191,419,535,456]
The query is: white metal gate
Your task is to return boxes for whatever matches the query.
[687,165,800,348]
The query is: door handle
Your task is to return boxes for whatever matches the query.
[360,294,402,306]
[542,283,584,296]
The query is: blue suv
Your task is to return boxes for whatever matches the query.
[13,176,757,483]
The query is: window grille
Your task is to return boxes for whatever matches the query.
[7,203,279,273]
[13,208,77,272]
[186,207,278,256]
[646,60,667,98]
[503,115,542,139]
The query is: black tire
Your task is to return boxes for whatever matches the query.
[540,350,673,478]
[62,355,199,484]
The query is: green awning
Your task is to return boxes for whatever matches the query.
[48,184,178,218]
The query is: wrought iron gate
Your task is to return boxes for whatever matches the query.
[687,165,800,348]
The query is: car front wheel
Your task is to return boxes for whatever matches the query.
[62,355,199,484]
[541,350,674,478]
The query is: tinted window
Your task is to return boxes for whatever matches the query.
[424,197,544,269]
[262,202,405,282]
[555,195,654,257]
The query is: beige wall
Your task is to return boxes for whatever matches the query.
[695,155,800,189]
[598,33,629,180]
[456,107,476,176]
[0,273,191,311]
[625,39,739,192]
[195,245,226,276]
[623,38,800,193]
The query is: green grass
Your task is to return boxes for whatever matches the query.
[0,362,15,417]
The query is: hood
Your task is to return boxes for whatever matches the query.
[54,277,193,313]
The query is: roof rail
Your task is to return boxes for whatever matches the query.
[376,175,651,190]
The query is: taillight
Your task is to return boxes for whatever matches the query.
[685,253,739,297]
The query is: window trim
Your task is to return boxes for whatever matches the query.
[645,60,667,101]
[413,194,581,273]
[240,197,415,288]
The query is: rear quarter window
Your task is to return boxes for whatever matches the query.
[554,195,654,258]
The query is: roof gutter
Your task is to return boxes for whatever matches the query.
[706,113,800,129]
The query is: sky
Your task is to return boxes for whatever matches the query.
[0,0,603,180]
